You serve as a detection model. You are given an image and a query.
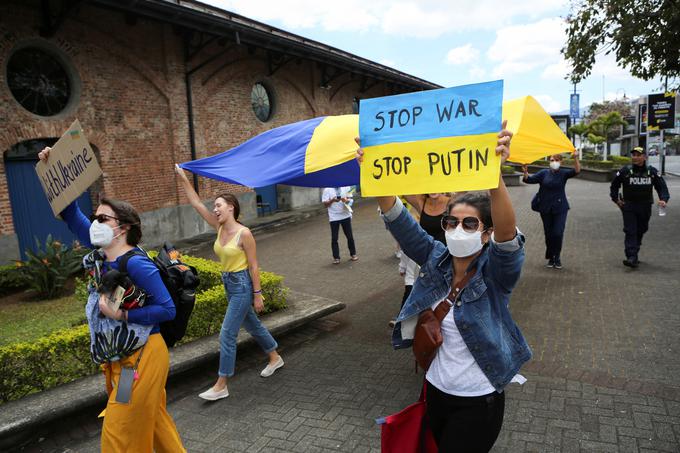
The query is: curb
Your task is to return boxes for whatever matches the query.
[0,291,345,450]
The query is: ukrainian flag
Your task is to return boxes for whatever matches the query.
[179,115,359,188]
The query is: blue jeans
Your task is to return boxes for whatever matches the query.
[218,270,278,377]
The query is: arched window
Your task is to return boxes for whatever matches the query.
[6,47,74,117]
[251,83,273,122]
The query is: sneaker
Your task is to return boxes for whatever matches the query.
[198,386,229,401]
[553,257,562,269]
[260,357,284,377]
[388,319,396,328]
[350,255,359,261]
[333,258,341,264]
[546,258,554,268]
[623,257,639,268]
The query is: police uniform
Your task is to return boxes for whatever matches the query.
[609,163,669,266]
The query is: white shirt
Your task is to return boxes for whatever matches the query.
[399,252,419,286]
[322,187,353,222]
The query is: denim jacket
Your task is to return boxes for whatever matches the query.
[385,198,532,392]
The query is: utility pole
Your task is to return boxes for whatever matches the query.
[660,76,668,175]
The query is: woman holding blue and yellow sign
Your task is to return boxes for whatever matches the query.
[357,121,530,452]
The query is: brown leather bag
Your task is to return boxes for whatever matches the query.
[412,270,475,371]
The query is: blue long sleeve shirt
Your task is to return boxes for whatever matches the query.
[61,202,175,333]
[524,168,577,214]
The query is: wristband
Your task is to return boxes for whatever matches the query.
[253,290,262,294]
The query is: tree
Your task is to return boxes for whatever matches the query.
[587,112,628,160]
[562,0,680,89]
[584,99,634,124]
[568,123,590,156]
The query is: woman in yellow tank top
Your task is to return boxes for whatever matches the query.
[175,165,284,401]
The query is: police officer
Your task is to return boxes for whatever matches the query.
[610,146,669,268]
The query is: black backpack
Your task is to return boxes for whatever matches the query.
[119,243,200,347]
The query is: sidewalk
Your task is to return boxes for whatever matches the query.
[0,291,345,451]
[9,177,680,452]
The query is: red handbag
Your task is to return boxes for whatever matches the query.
[377,382,438,453]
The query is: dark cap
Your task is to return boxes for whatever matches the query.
[631,146,646,154]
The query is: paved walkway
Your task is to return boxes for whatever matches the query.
[16,176,680,452]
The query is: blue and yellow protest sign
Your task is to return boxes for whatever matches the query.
[359,80,503,196]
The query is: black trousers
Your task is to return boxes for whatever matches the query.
[426,381,505,453]
[329,217,356,259]
[401,285,413,309]
[621,202,651,259]
[539,210,568,260]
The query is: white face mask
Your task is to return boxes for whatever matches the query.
[89,220,123,247]
[444,225,483,258]
[549,161,561,170]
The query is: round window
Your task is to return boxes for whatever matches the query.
[6,47,72,117]
[251,83,272,122]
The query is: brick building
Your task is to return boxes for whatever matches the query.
[0,0,438,263]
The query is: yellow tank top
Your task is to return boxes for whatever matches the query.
[213,226,248,272]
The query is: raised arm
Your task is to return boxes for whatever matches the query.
[572,151,581,175]
[175,164,219,229]
[403,194,425,212]
[38,146,94,247]
[490,121,516,242]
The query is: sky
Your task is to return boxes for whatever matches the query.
[203,0,666,114]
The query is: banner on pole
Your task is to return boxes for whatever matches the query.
[647,92,676,130]
[35,119,102,217]
[359,80,503,196]
[570,93,580,119]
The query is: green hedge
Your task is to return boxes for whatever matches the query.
[1,255,287,403]
[531,159,616,171]
[0,264,27,296]
[500,165,517,175]
[610,155,632,165]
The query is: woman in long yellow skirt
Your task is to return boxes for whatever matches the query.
[102,334,185,452]
[41,143,185,453]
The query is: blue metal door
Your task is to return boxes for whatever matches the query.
[5,159,93,259]
[255,184,278,215]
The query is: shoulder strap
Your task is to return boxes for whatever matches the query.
[234,227,246,245]
[433,268,477,322]
[118,248,150,275]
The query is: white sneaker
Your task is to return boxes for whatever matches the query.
[198,386,229,401]
[260,357,284,377]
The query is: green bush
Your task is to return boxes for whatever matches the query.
[15,236,86,299]
[0,253,288,404]
[0,264,26,296]
[500,165,517,175]
[610,155,631,165]
[0,325,95,403]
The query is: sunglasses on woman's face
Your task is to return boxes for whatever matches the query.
[441,215,481,233]
[90,213,119,224]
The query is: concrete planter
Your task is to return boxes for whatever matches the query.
[502,172,523,186]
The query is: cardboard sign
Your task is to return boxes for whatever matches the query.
[359,80,503,196]
[35,119,102,216]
